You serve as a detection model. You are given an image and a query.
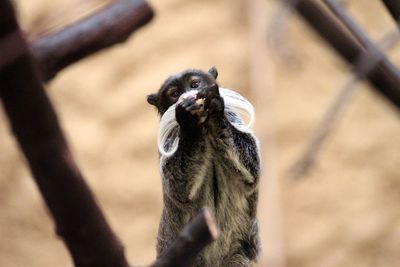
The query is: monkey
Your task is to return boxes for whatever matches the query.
[147,67,260,267]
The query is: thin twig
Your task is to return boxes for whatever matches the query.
[284,0,400,110]
[289,27,400,177]
[151,208,218,267]
[323,0,400,80]
[0,1,130,266]
[324,0,381,48]
[288,0,400,177]
[30,0,154,81]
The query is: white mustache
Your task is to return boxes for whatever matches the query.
[157,88,256,157]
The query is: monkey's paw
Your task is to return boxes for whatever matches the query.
[199,84,225,116]
[176,92,208,129]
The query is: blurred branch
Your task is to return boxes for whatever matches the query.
[289,0,400,177]
[290,26,400,177]
[289,76,358,177]
[324,0,379,48]
[381,0,400,27]
[0,1,219,267]
[151,208,218,267]
[284,0,400,110]
[0,1,130,266]
[30,0,154,81]
[0,29,27,70]
[323,0,400,78]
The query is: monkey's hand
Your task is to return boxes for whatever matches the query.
[176,92,208,132]
[200,84,225,117]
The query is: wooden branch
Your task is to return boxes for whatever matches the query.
[0,1,130,267]
[151,208,219,267]
[324,0,389,53]
[323,0,400,79]
[1,1,219,267]
[289,75,359,177]
[289,27,400,178]
[0,29,27,70]
[285,0,400,111]
[382,0,400,27]
[30,0,154,81]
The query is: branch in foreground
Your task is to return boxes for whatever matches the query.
[323,0,400,66]
[323,0,400,80]
[289,26,400,178]
[0,1,129,267]
[285,0,400,111]
[30,0,154,81]
[151,208,219,267]
[287,0,400,177]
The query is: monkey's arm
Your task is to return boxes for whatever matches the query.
[204,87,260,187]
[210,118,260,186]
[161,135,210,205]
[160,97,210,205]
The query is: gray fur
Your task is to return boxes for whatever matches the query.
[149,68,260,267]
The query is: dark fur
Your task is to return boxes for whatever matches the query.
[148,67,260,267]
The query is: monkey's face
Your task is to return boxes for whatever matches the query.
[147,67,218,115]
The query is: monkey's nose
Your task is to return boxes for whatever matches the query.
[177,90,198,104]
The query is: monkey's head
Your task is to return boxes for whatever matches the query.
[147,67,218,115]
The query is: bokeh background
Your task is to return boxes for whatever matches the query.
[1,0,399,266]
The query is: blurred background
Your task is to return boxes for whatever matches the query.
[0,0,399,266]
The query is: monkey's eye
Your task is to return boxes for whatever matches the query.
[169,88,180,98]
[190,80,200,88]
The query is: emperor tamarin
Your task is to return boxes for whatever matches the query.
[147,67,260,266]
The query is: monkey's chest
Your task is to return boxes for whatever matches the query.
[204,163,250,211]
[199,163,252,261]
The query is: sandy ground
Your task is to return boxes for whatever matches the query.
[0,0,399,267]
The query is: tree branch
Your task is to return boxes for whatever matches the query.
[323,0,400,80]
[30,0,154,81]
[0,1,219,267]
[289,26,400,178]
[285,0,400,111]
[151,208,219,267]
[0,1,130,266]
[381,0,400,27]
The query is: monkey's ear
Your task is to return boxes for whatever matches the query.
[147,93,158,106]
[208,66,218,79]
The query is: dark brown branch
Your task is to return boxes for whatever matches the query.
[324,0,387,52]
[323,0,400,79]
[285,0,400,111]
[151,208,219,267]
[0,29,27,70]
[382,0,400,27]
[0,1,130,267]
[30,0,154,81]
[289,27,400,178]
